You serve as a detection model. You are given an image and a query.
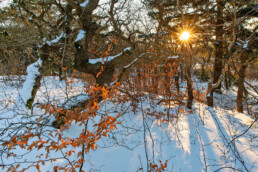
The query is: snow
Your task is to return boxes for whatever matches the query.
[124,52,148,69]
[237,39,245,43]
[236,39,250,49]
[0,0,12,8]
[168,55,179,59]
[80,0,89,7]
[243,40,250,49]
[46,32,66,46]
[159,31,169,36]
[75,29,86,42]
[29,15,33,21]
[235,42,242,46]
[0,76,257,171]
[14,58,42,110]
[124,58,139,69]
[89,47,131,64]
[60,92,90,109]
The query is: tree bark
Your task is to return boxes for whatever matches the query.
[237,54,248,113]
[207,83,214,107]
[224,64,229,89]
[213,0,225,91]
[175,74,180,93]
[206,72,224,107]
[24,44,49,109]
[186,64,193,109]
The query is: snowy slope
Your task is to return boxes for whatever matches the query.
[0,76,257,172]
[82,101,257,172]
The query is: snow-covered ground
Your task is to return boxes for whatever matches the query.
[0,76,257,172]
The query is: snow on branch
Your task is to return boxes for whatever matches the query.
[206,72,224,99]
[168,55,179,59]
[236,39,250,49]
[123,52,151,69]
[88,47,131,65]
[15,58,42,110]
[123,57,139,69]
[235,26,257,50]
[75,30,86,42]
[46,32,66,46]
[80,0,89,7]
[243,40,250,49]
[211,74,223,88]
[115,52,154,85]
[60,93,90,109]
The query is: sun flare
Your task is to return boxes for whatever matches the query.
[180,31,190,41]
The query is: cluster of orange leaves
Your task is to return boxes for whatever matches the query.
[149,160,168,172]
[193,90,206,103]
[2,84,122,172]
[137,160,168,172]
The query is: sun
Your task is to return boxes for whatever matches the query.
[180,31,190,41]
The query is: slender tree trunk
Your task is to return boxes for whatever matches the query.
[173,59,180,93]
[207,0,225,107]
[175,74,179,93]
[213,0,225,91]
[224,64,229,89]
[152,65,158,94]
[136,65,141,91]
[165,66,171,94]
[237,54,248,113]
[143,63,147,91]
[180,63,184,83]
[207,90,214,107]
[59,4,73,81]
[207,78,218,108]
[201,65,205,80]
[186,64,193,109]
[184,44,193,109]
